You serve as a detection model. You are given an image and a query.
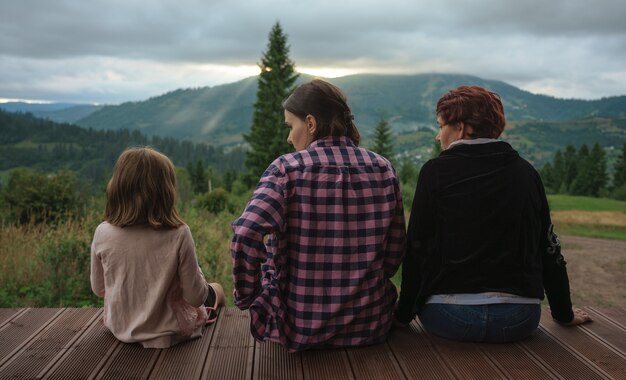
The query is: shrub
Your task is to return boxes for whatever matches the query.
[2,168,86,224]
[612,183,626,201]
[198,188,235,214]
[38,236,100,307]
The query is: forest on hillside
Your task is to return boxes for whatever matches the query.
[0,110,246,191]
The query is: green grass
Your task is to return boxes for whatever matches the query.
[547,194,626,241]
[558,225,626,241]
[547,194,626,212]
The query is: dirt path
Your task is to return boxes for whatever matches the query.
[560,235,626,309]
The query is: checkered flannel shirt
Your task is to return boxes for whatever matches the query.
[231,136,406,352]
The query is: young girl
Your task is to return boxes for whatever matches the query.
[91,147,225,348]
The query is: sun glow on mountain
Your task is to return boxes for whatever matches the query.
[298,67,359,78]
[0,98,53,104]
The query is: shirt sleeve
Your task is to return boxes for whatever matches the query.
[177,226,209,307]
[395,162,436,323]
[231,162,286,310]
[538,180,574,323]
[90,225,105,298]
[382,172,406,278]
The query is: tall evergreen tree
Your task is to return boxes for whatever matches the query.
[613,142,626,189]
[372,118,394,161]
[570,144,593,196]
[398,156,418,186]
[550,149,565,191]
[588,143,607,196]
[540,162,555,192]
[244,22,298,182]
[561,145,578,193]
[187,160,208,194]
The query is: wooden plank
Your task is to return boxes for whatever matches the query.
[94,342,161,380]
[254,340,303,380]
[518,328,608,380]
[43,311,120,380]
[0,308,23,326]
[0,308,98,380]
[386,321,455,379]
[582,307,626,353]
[414,320,505,380]
[540,315,625,379]
[148,317,219,380]
[0,306,624,380]
[587,307,626,331]
[0,308,63,366]
[301,349,354,380]
[345,341,406,380]
[201,307,255,380]
[475,342,558,379]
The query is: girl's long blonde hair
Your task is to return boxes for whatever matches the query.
[105,147,184,229]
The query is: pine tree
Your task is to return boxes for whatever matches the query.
[398,156,418,186]
[570,144,593,196]
[561,145,578,193]
[540,162,555,192]
[613,142,626,189]
[244,22,298,182]
[588,143,607,196]
[372,118,394,162]
[551,149,565,192]
[187,160,208,194]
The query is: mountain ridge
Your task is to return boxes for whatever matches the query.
[71,73,626,146]
[2,73,625,169]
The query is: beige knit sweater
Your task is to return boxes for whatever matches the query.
[90,222,209,348]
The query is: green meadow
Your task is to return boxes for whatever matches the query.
[548,195,626,241]
[1,193,624,308]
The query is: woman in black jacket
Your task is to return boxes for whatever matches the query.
[394,85,591,342]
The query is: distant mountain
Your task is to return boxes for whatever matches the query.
[0,102,80,113]
[75,73,626,148]
[0,102,103,123]
[77,77,258,144]
[36,104,104,123]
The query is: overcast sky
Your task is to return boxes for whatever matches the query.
[1,0,625,104]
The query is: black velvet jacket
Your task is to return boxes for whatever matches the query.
[396,141,574,323]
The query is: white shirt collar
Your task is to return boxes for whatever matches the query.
[448,138,500,149]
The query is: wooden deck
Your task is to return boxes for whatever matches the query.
[0,306,624,379]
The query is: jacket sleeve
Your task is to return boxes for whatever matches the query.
[231,162,286,310]
[177,226,209,307]
[395,162,436,323]
[539,185,574,323]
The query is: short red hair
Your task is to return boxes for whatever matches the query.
[436,85,506,138]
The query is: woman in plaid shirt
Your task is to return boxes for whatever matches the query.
[231,79,406,352]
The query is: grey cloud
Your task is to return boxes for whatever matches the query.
[1,0,625,102]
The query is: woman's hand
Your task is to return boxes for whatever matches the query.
[562,307,592,326]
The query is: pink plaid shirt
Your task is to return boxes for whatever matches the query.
[231,136,405,352]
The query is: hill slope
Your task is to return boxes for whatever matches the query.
[0,110,245,189]
[0,102,103,123]
[75,73,626,147]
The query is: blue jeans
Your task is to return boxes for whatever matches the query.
[419,303,541,343]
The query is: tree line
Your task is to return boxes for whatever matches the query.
[541,142,626,200]
[0,109,246,190]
